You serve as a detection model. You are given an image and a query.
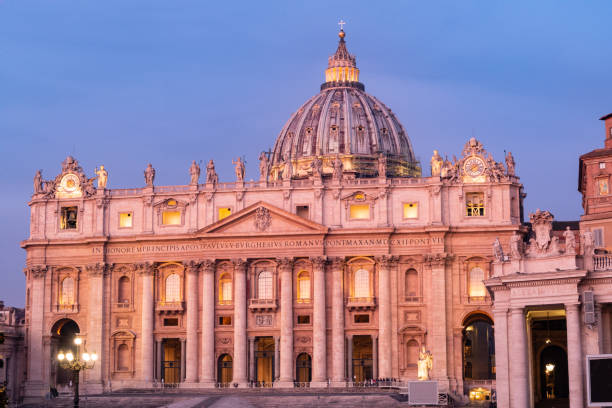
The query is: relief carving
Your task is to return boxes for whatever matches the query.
[256,315,273,326]
[254,207,271,232]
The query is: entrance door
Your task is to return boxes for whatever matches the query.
[50,319,80,392]
[352,335,373,382]
[162,339,181,384]
[255,337,275,384]
[296,353,312,382]
[217,354,233,384]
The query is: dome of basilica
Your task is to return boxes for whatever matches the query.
[268,30,420,180]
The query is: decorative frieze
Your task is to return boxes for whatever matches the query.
[85,263,108,277]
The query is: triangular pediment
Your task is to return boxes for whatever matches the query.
[198,201,328,236]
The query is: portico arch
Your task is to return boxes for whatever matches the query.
[49,318,80,391]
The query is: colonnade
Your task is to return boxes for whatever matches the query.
[138,256,397,387]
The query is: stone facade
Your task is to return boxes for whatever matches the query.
[0,301,26,404]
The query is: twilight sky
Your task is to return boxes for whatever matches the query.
[1,1,611,307]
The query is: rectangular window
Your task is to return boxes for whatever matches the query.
[218,316,232,326]
[403,202,419,219]
[162,211,181,225]
[60,206,78,230]
[163,318,179,326]
[600,162,606,169]
[296,205,309,219]
[593,228,604,247]
[297,315,310,325]
[119,212,133,228]
[218,207,232,221]
[466,193,485,217]
[350,204,370,220]
[354,314,370,323]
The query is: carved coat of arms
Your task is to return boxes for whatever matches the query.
[254,207,271,232]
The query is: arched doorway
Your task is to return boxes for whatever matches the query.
[217,354,233,384]
[539,345,569,401]
[296,353,311,383]
[50,319,80,391]
[462,313,494,403]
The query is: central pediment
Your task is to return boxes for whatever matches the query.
[198,201,328,236]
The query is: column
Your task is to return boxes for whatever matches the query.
[24,266,46,399]
[347,335,353,382]
[85,264,106,392]
[372,335,378,380]
[492,307,510,408]
[180,339,186,382]
[249,338,256,382]
[509,307,529,408]
[184,262,199,383]
[331,258,346,383]
[156,340,163,381]
[278,258,294,385]
[311,257,327,384]
[232,259,248,385]
[140,263,155,383]
[200,260,216,384]
[274,336,280,381]
[566,304,585,408]
[428,255,448,384]
[377,256,393,378]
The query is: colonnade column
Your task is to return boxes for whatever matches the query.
[200,260,216,385]
[156,340,163,381]
[566,303,585,408]
[372,335,378,380]
[249,337,256,382]
[233,259,248,386]
[509,307,529,408]
[311,257,327,384]
[331,258,346,384]
[180,339,186,381]
[427,254,448,386]
[139,263,155,383]
[274,337,280,381]
[376,256,394,379]
[278,257,294,386]
[492,306,510,408]
[184,261,199,383]
[85,263,106,391]
[24,266,46,399]
[347,335,353,382]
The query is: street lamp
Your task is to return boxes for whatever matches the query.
[57,336,97,408]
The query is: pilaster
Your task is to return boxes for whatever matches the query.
[200,260,216,385]
[184,261,199,383]
[311,256,327,385]
[277,257,294,386]
[232,259,248,386]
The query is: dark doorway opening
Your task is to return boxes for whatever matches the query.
[162,338,181,384]
[50,319,80,389]
[217,353,233,384]
[255,337,274,384]
[352,335,373,382]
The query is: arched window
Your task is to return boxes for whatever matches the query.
[406,340,419,367]
[118,276,130,304]
[117,344,129,371]
[60,277,75,305]
[468,267,486,297]
[463,315,494,380]
[165,274,180,302]
[405,269,419,301]
[257,271,273,299]
[354,269,370,298]
[297,271,311,301]
[219,273,232,304]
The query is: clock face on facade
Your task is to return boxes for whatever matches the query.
[464,156,486,177]
[60,173,80,193]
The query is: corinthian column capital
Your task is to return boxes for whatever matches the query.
[310,256,327,270]
[232,258,248,272]
[184,260,201,275]
[201,259,216,274]
[27,265,48,279]
[374,255,399,268]
[85,262,108,277]
[136,262,155,276]
[277,257,294,273]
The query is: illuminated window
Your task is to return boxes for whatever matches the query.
[403,202,418,219]
[218,207,232,221]
[219,273,232,304]
[167,199,177,206]
[119,212,133,228]
[297,271,311,301]
[468,267,486,297]
[354,269,370,298]
[600,162,606,169]
[218,316,232,326]
[118,276,130,304]
[60,207,78,230]
[405,269,419,301]
[162,211,181,225]
[257,271,273,299]
[60,277,75,305]
[165,274,180,302]
[598,178,609,195]
[466,193,485,217]
[350,204,370,220]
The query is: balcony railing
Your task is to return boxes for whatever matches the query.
[115,302,131,309]
[346,296,377,311]
[594,254,612,270]
[155,301,184,314]
[249,298,277,312]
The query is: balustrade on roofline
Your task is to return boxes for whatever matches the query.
[594,254,612,270]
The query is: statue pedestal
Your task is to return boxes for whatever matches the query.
[408,381,439,405]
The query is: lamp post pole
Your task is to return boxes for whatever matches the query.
[57,336,97,408]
